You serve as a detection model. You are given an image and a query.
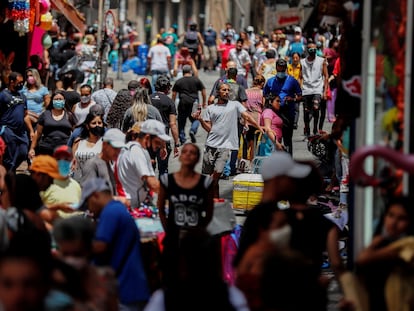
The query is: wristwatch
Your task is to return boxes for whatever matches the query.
[175,143,180,148]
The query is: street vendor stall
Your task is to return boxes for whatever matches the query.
[0,0,85,83]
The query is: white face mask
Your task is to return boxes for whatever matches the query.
[62,256,88,270]
[269,224,292,248]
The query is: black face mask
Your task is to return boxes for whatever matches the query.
[90,126,105,137]
[308,48,316,56]
[14,83,24,92]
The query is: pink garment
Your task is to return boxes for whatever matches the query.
[323,47,339,70]
[218,42,236,69]
[175,52,193,71]
[327,88,337,122]
[261,108,283,142]
[245,88,263,113]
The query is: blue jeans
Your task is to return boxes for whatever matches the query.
[177,103,200,143]
[222,150,238,177]
[156,142,171,176]
[150,70,169,93]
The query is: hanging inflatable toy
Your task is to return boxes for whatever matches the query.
[7,0,31,36]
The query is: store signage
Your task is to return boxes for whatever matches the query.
[264,7,303,33]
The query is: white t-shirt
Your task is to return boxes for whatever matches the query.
[148,44,171,72]
[204,100,246,150]
[117,141,155,208]
[73,102,96,126]
[300,55,325,96]
[228,48,251,77]
[144,286,250,311]
[74,138,103,182]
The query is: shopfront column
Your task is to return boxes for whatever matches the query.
[152,1,160,38]
[178,0,185,33]
[165,1,171,30]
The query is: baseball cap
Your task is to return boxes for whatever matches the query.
[260,152,312,181]
[90,103,105,116]
[102,128,126,148]
[30,155,64,180]
[140,119,171,141]
[246,25,254,32]
[276,58,287,67]
[79,177,111,209]
[294,26,302,33]
[53,145,73,159]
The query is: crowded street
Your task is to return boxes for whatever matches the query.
[0,0,412,311]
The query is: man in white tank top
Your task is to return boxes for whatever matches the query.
[300,43,328,137]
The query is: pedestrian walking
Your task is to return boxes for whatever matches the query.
[172,65,206,144]
[195,82,261,198]
[263,58,302,155]
[300,42,329,136]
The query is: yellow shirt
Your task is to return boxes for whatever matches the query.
[287,63,302,84]
[41,178,81,205]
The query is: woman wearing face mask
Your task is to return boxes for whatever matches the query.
[72,112,104,182]
[21,68,51,141]
[29,91,77,158]
[72,84,96,126]
[260,94,285,151]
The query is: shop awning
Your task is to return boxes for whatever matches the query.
[50,0,86,34]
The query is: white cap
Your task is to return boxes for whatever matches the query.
[260,152,311,181]
[103,128,126,148]
[141,119,171,141]
[246,25,254,32]
[294,26,302,33]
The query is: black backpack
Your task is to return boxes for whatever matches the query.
[183,31,199,51]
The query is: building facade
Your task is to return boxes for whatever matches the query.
[127,0,251,44]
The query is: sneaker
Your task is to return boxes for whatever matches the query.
[189,131,196,143]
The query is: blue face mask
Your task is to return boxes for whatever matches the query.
[53,100,65,109]
[58,160,71,177]
[276,72,287,79]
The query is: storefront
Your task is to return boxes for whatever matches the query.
[0,0,85,82]
[349,0,412,259]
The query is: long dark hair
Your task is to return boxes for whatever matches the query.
[264,94,279,110]
[78,112,104,139]
[374,196,414,237]
[48,90,78,126]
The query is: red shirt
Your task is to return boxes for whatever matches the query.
[219,42,236,69]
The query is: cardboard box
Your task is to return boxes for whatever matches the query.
[233,174,264,211]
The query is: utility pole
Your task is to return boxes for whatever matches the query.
[117,0,126,80]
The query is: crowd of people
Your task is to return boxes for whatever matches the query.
[0,20,409,311]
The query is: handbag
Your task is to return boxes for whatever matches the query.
[256,132,275,157]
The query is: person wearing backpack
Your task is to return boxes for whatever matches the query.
[183,22,204,69]
[147,38,171,91]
